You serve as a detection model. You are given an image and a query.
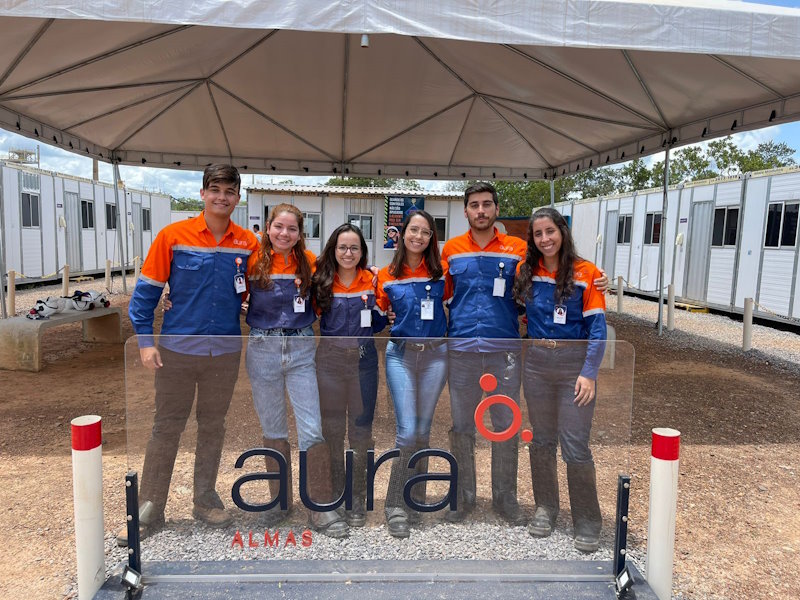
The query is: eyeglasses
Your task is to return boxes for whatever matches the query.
[336,245,362,254]
[407,226,433,239]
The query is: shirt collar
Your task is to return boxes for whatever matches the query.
[195,211,235,241]
[467,226,501,249]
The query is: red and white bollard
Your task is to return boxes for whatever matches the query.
[71,415,105,600]
[645,427,681,600]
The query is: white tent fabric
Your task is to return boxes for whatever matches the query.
[1,0,800,179]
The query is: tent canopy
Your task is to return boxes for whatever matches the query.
[2,0,800,180]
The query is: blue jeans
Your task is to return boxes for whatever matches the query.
[246,326,324,451]
[385,339,448,447]
[448,349,522,435]
[522,346,595,464]
[316,339,378,445]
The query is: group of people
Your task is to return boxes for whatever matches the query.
[123,164,609,553]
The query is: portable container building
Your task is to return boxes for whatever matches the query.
[556,166,800,324]
[246,184,464,267]
[0,161,171,283]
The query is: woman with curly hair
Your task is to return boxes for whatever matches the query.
[245,203,348,538]
[513,207,607,553]
[312,223,387,527]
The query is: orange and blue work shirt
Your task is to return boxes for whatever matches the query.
[520,258,607,379]
[129,212,258,355]
[375,261,452,339]
[319,268,387,346]
[245,248,317,331]
[442,228,527,350]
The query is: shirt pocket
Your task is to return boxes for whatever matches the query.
[172,252,206,287]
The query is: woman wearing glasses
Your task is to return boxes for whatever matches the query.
[312,224,387,527]
[375,210,451,538]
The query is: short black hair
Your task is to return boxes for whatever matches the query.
[464,181,498,207]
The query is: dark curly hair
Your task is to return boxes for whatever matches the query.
[312,223,369,313]
[513,207,581,305]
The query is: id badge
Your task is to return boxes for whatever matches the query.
[360,308,372,327]
[493,277,506,297]
[553,304,567,324]
[234,273,246,294]
[294,296,306,313]
[420,298,434,321]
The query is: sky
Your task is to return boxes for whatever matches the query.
[2,0,800,199]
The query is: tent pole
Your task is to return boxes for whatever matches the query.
[657,135,672,336]
[112,160,128,295]
[0,169,6,319]
[550,177,555,207]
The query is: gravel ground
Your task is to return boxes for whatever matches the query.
[611,293,800,371]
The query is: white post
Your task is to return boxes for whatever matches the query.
[646,427,681,600]
[71,415,105,600]
[62,264,70,298]
[105,260,112,291]
[617,275,623,313]
[134,255,141,283]
[7,270,16,316]
[667,284,675,331]
[743,297,754,351]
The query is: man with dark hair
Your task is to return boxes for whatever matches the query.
[119,164,259,544]
[442,181,606,525]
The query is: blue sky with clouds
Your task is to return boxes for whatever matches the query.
[2,0,800,198]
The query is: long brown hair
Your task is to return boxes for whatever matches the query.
[388,210,443,280]
[513,207,580,305]
[252,203,312,295]
[312,224,369,313]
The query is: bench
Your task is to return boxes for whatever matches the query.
[0,307,123,372]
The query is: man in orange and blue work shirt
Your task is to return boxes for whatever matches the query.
[442,182,606,526]
[121,164,259,544]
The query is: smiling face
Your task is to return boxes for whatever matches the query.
[200,180,240,220]
[403,214,433,258]
[531,216,563,261]
[268,211,301,255]
[335,230,363,271]
[464,191,498,233]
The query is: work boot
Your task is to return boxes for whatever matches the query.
[567,462,602,553]
[346,439,373,527]
[527,445,559,538]
[116,501,165,547]
[305,442,349,538]
[261,437,293,527]
[193,422,230,527]
[445,430,476,523]
[385,446,414,538]
[491,436,526,526]
[406,437,430,525]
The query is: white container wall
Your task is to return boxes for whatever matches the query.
[0,161,170,283]
[557,166,800,324]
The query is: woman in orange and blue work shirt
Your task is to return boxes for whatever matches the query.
[245,203,348,538]
[513,207,607,554]
[312,223,387,528]
[375,210,452,539]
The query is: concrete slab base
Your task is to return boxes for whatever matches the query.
[95,559,658,599]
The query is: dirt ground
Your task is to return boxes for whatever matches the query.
[0,297,798,599]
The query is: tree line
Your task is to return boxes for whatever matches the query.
[326,136,796,217]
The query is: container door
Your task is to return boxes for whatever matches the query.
[603,210,618,277]
[685,201,713,301]
[64,192,82,271]
[132,202,143,264]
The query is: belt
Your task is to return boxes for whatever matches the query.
[394,338,446,352]
[532,339,559,349]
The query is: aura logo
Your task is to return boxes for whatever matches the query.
[473,373,533,443]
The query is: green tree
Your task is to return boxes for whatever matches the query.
[325,176,421,190]
[566,167,619,199]
[171,197,204,211]
[617,158,651,192]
